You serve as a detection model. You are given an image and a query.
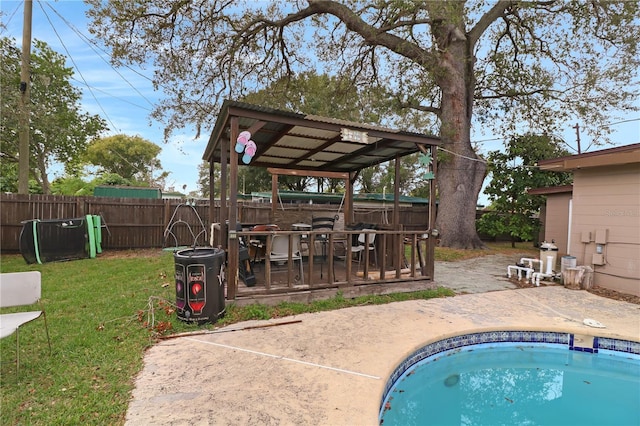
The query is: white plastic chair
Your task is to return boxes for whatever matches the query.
[269,235,304,284]
[0,271,52,376]
[350,229,377,268]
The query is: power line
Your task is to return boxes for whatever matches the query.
[69,76,153,112]
[605,117,640,126]
[42,1,156,109]
[473,117,638,142]
[473,137,502,143]
[0,2,21,30]
[438,147,488,164]
[37,0,119,132]
[37,0,208,133]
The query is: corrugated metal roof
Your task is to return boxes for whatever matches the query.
[93,185,161,199]
[204,100,440,173]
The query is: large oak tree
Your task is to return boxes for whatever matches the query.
[86,1,639,248]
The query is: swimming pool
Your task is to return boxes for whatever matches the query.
[379,331,640,425]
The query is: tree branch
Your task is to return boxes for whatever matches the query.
[378,18,433,33]
[478,87,556,100]
[468,1,512,47]
[298,0,438,69]
[395,97,441,116]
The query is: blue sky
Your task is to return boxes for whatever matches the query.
[2,0,206,194]
[2,1,639,200]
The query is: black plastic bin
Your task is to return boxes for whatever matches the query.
[174,247,226,324]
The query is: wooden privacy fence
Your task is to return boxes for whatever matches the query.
[0,194,207,252]
[0,194,429,253]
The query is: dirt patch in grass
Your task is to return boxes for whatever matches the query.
[435,242,538,262]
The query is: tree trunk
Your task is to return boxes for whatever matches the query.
[35,148,50,194]
[432,23,486,249]
[435,150,486,249]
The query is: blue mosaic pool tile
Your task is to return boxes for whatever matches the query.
[381,331,638,410]
[572,346,595,353]
[598,337,640,355]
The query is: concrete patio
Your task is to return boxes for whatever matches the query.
[125,255,640,425]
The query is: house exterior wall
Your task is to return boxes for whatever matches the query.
[569,164,640,296]
[543,192,572,257]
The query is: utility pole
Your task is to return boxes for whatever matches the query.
[18,0,33,194]
[573,123,582,154]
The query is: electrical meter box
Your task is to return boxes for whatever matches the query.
[595,229,608,244]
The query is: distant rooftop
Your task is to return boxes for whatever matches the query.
[249,190,430,205]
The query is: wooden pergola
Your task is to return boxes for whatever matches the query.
[203,100,441,303]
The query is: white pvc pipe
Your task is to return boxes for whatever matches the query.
[567,198,573,256]
[545,255,553,275]
[520,258,543,273]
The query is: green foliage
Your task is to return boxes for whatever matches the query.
[238,166,271,193]
[242,71,387,124]
[353,152,433,197]
[92,173,135,187]
[477,134,573,246]
[237,303,271,321]
[240,71,383,192]
[84,134,168,187]
[86,1,640,247]
[477,211,541,246]
[0,160,18,193]
[197,161,220,198]
[0,37,107,194]
[50,176,93,196]
[49,173,139,196]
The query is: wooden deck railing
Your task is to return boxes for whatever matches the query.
[230,228,435,302]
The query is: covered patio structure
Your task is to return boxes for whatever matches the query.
[203,100,440,305]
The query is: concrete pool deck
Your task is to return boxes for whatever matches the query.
[125,255,640,425]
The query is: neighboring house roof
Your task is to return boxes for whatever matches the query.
[93,185,162,199]
[162,191,187,199]
[250,190,430,205]
[538,143,640,172]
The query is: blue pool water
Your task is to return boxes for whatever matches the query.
[380,344,640,425]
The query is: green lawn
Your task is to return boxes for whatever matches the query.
[0,252,179,424]
[0,243,528,424]
[434,241,538,261]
